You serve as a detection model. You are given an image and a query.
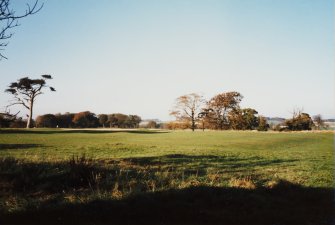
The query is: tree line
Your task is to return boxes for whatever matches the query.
[1,76,326,131]
[169,92,320,131]
[0,111,142,128]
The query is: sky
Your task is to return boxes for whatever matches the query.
[0,0,334,121]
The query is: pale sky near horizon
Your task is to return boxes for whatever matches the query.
[0,0,334,121]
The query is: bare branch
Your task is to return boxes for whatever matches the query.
[170,93,204,131]
[0,0,43,60]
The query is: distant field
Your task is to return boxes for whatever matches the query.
[325,122,335,129]
[0,129,334,225]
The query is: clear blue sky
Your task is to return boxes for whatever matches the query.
[1,0,334,120]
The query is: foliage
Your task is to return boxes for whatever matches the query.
[147,120,157,129]
[0,111,17,128]
[257,116,269,131]
[205,91,243,130]
[107,113,141,128]
[107,114,119,128]
[32,112,142,128]
[228,108,259,130]
[72,111,99,128]
[98,114,108,128]
[8,118,26,128]
[164,121,190,130]
[285,112,314,131]
[139,120,159,129]
[125,115,142,128]
[5,75,55,128]
[35,114,57,128]
[54,112,75,128]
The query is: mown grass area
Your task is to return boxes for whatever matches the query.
[0,129,334,225]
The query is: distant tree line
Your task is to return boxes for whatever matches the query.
[169,92,324,131]
[273,111,325,131]
[0,111,142,128]
[169,92,269,131]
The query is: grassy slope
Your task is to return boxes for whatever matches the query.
[0,129,334,225]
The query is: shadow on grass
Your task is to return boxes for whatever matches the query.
[0,129,169,135]
[0,144,43,151]
[0,156,333,225]
[2,185,334,225]
[123,154,298,174]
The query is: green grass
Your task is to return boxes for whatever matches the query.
[0,129,334,224]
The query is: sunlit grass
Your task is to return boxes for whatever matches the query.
[0,129,334,224]
[0,129,333,187]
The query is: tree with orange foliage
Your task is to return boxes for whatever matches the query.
[72,111,99,128]
[206,92,243,130]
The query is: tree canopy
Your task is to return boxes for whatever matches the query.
[5,75,55,128]
[206,92,243,130]
[170,93,204,131]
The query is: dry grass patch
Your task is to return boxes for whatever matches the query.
[229,177,256,189]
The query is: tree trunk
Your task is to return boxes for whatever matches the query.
[191,111,195,131]
[26,100,33,128]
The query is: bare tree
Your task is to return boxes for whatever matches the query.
[290,107,304,119]
[170,93,204,131]
[5,75,55,128]
[0,0,43,59]
[313,114,326,130]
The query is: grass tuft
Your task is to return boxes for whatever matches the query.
[229,177,257,189]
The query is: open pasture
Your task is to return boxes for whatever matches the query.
[0,129,334,224]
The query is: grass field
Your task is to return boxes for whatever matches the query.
[0,129,334,225]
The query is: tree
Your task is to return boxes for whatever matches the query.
[227,109,244,130]
[257,116,269,131]
[207,92,243,130]
[55,112,74,128]
[72,111,99,128]
[198,108,213,131]
[228,108,259,130]
[146,120,157,129]
[313,114,326,130]
[285,112,314,131]
[241,108,259,130]
[35,114,57,128]
[125,115,141,128]
[170,93,204,131]
[0,0,43,59]
[112,113,128,128]
[0,108,18,128]
[98,114,108,128]
[5,75,55,128]
[107,114,118,128]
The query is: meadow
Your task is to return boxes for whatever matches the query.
[0,129,334,225]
